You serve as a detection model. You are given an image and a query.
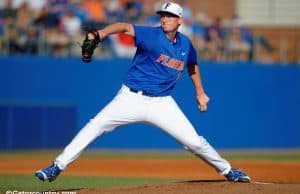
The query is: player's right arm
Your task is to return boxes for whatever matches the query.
[188,64,210,112]
[186,43,210,112]
[89,23,135,40]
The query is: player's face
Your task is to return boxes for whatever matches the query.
[160,13,182,32]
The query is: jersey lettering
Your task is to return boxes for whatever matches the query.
[156,54,184,71]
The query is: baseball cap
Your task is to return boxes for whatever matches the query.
[156,2,183,17]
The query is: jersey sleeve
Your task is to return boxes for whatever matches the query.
[187,44,198,66]
[133,25,151,49]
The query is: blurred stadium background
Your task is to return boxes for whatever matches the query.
[0,0,299,150]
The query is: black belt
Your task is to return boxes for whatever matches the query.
[129,88,154,97]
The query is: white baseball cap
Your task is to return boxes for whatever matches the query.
[156,2,183,17]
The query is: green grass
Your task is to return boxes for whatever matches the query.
[0,149,299,193]
[0,150,194,159]
[0,174,178,193]
[222,152,300,161]
[85,150,300,161]
[0,149,300,161]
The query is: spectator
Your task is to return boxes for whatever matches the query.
[0,20,4,36]
[0,0,17,20]
[0,0,17,53]
[34,6,69,56]
[4,24,39,55]
[105,0,144,58]
[15,2,32,32]
[109,33,135,58]
[204,27,224,61]
[141,2,160,25]
[60,9,82,36]
[0,0,278,61]
[47,0,69,17]
[69,0,89,22]
[6,23,21,54]
[0,19,5,53]
[229,14,274,61]
[123,0,143,23]
[12,0,47,11]
[3,1,36,55]
[82,0,106,24]
[59,9,82,56]
[44,27,70,56]
[192,12,208,41]
[203,16,226,61]
[12,0,47,16]
[178,8,193,38]
[103,0,124,23]
[189,12,208,59]
[33,7,60,29]
[205,17,224,41]
[227,27,251,61]
[23,26,39,54]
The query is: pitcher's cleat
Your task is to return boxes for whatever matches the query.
[35,163,62,182]
[225,168,251,183]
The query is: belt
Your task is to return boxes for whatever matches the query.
[129,88,154,97]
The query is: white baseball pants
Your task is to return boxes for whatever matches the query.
[55,85,231,174]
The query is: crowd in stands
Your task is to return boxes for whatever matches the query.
[0,0,274,62]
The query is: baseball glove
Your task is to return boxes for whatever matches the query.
[80,28,101,63]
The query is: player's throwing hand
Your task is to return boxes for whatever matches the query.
[197,93,210,112]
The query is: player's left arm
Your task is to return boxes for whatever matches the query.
[188,64,210,112]
[89,22,135,40]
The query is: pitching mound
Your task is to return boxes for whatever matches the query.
[73,180,300,194]
[1,151,300,193]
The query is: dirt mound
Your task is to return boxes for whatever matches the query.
[74,181,300,194]
[1,153,300,193]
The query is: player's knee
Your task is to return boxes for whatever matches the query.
[85,116,115,134]
[183,136,208,152]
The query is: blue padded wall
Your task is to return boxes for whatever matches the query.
[0,56,299,149]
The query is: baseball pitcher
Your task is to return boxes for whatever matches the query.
[35,2,250,183]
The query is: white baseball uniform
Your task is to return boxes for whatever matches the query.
[55,8,231,175]
[55,85,231,174]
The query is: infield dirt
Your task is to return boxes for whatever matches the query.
[1,155,300,193]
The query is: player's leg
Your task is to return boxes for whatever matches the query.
[55,86,148,168]
[146,96,250,182]
[35,86,144,181]
[146,96,230,174]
